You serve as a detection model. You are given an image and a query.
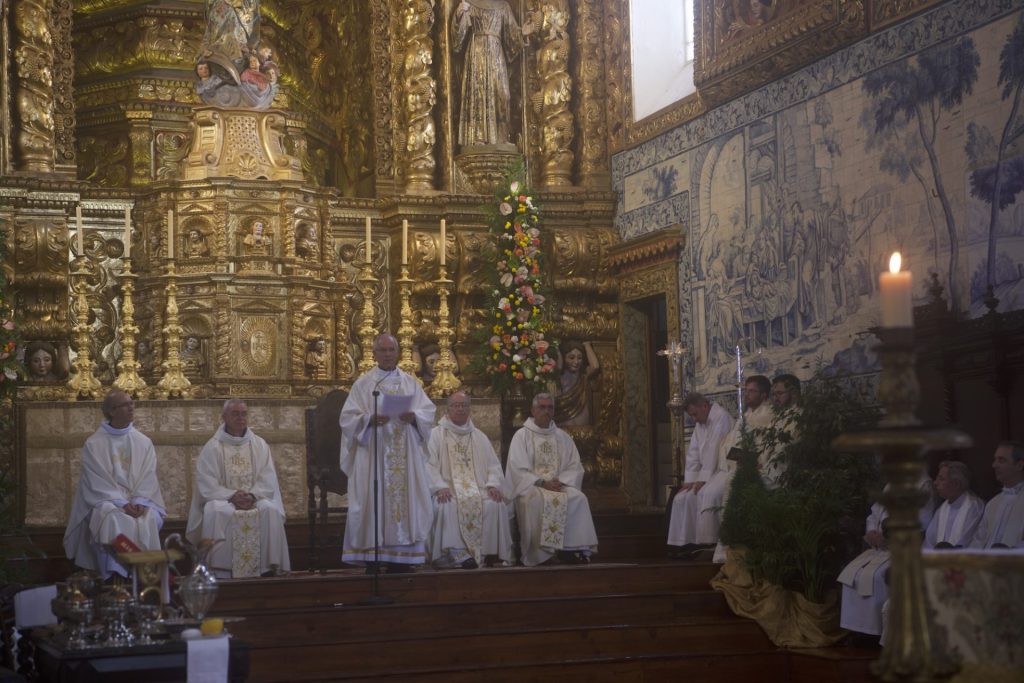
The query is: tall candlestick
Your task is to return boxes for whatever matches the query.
[879,252,913,328]
[124,206,132,259]
[167,209,174,259]
[439,219,446,267]
[76,205,84,255]
[402,219,408,265]
[735,345,744,422]
[365,216,372,262]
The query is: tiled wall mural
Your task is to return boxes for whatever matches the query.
[613,1,1024,395]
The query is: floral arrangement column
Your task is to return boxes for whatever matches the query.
[477,170,557,398]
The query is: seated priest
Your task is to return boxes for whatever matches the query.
[970,441,1024,549]
[63,389,167,579]
[506,392,598,566]
[838,473,935,643]
[924,460,984,549]
[186,399,291,578]
[666,393,733,558]
[426,391,513,569]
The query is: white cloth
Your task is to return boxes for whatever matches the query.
[923,491,984,549]
[425,416,513,567]
[187,633,229,683]
[62,422,166,578]
[839,478,936,636]
[702,402,774,555]
[506,418,598,566]
[969,481,1024,549]
[667,402,733,546]
[339,367,436,565]
[186,425,290,578]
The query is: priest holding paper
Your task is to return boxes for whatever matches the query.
[339,333,436,573]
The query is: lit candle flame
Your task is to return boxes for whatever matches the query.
[889,252,902,274]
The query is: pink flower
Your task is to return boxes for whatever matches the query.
[535,340,550,355]
[1,320,14,331]
[499,202,513,216]
[509,181,520,194]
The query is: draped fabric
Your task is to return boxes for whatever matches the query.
[186,425,290,577]
[339,367,436,565]
[506,418,597,566]
[63,423,166,579]
[425,417,512,566]
[924,491,985,549]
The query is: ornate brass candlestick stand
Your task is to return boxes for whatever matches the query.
[65,257,103,401]
[658,339,686,479]
[834,328,969,682]
[113,259,147,397]
[155,261,191,399]
[356,259,379,375]
[427,265,460,399]
[396,265,420,381]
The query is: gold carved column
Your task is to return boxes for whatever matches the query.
[573,0,610,189]
[11,0,57,174]
[401,0,438,193]
[533,0,574,188]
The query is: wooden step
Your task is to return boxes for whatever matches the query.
[243,620,777,682]
[211,562,720,612]
[223,591,735,647]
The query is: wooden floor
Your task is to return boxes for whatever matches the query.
[4,514,879,682]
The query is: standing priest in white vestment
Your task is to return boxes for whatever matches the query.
[63,389,166,579]
[506,392,598,566]
[186,399,290,578]
[426,391,513,569]
[666,393,733,557]
[703,375,774,563]
[924,460,983,550]
[970,441,1024,549]
[340,334,436,573]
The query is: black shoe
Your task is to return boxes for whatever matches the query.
[460,558,479,570]
[386,562,415,574]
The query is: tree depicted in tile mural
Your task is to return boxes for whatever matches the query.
[966,12,1024,313]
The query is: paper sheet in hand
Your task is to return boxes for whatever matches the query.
[380,393,414,418]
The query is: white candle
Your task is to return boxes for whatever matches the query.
[365,216,372,262]
[879,252,913,328]
[124,206,132,259]
[167,209,174,259]
[439,219,446,267]
[401,219,408,265]
[75,205,84,255]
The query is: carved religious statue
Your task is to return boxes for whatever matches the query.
[243,219,272,253]
[185,228,211,258]
[451,0,534,150]
[295,223,320,261]
[304,338,329,380]
[195,0,280,109]
[180,335,207,377]
[24,341,67,383]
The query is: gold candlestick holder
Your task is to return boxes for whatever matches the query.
[65,257,103,401]
[658,339,686,480]
[113,259,148,397]
[396,265,420,382]
[155,261,191,399]
[356,260,379,375]
[834,328,969,682]
[427,265,460,399]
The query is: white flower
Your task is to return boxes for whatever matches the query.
[499,202,513,216]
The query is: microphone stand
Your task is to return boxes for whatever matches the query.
[361,378,394,605]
